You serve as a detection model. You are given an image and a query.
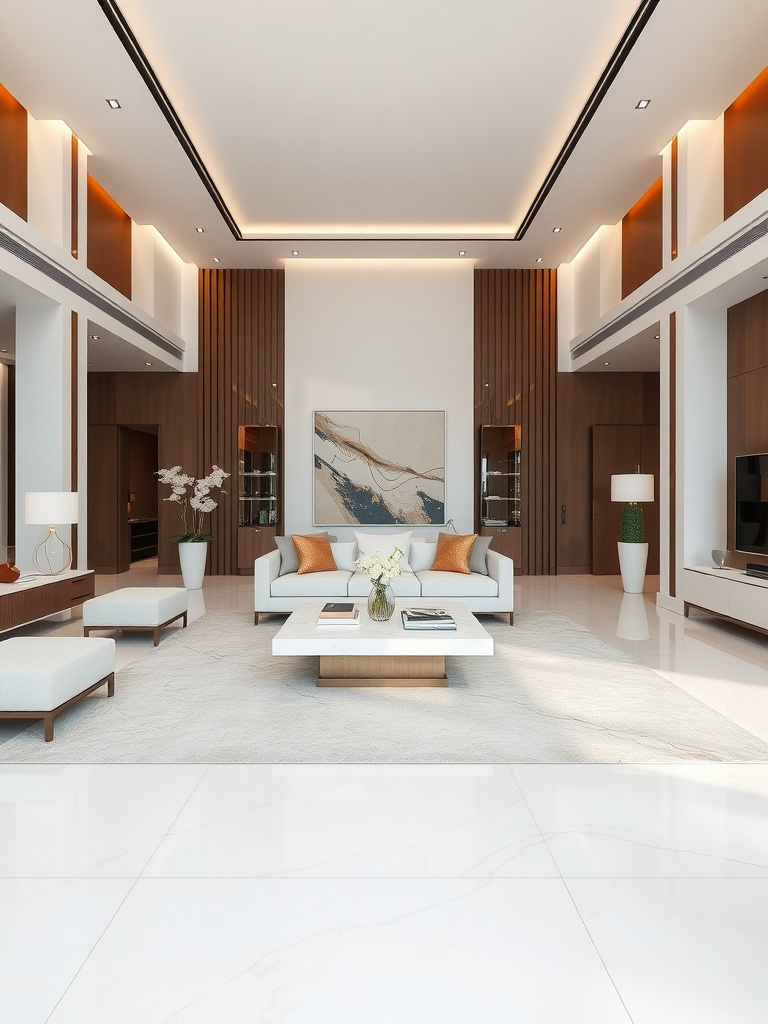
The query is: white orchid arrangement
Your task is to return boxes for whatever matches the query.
[156,465,230,542]
[355,546,404,586]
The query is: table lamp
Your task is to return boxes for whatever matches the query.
[24,492,79,575]
[610,473,654,593]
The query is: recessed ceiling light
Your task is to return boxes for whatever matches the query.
[90,334,100,340]
[535,257,543,263]
[603,361,611,366]
[552,227,562,233]
[106,98,121,110]
[195,226,205,233]
[291,250,299,257]
[458,250,467,256]
[271,383,277,387]
[144,361,153,366]
[635,99,651,109]
[213,257,220,263]
[0,348,7,353]
[654,334,660,340]
[484,383,489,388]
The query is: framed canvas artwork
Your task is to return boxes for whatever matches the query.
[314,410,445,525]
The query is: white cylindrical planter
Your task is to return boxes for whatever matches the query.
[178,541,208,590]
[617,542,649,594]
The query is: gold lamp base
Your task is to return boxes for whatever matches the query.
[32,525,73,576]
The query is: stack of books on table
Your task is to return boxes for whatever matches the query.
[317,602,360,627]
[401,607,456,630]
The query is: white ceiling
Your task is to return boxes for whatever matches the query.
[1,0,767,270]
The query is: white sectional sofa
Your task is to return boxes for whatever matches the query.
[254,540,514,625]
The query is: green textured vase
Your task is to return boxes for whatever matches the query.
[621,502,645,543]
[368,582,395,621]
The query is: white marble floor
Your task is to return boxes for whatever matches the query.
[1,565,768,1023]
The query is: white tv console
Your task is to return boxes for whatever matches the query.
[683,565,768,636]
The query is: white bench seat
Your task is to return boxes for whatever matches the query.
[83,587,188,646]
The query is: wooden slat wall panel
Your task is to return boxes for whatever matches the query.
[86,175,132,299]
[198,269,285,575]
[474,269,557,575]
[621,177,663,298]
[724,65,768,220]
[0,83,27,220]
[727,289,768,571]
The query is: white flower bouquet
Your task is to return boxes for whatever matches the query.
[156,465,230,542]
[354,546,404,585]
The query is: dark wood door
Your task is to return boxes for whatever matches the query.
[592,424,660,575]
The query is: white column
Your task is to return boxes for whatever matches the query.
[14,303,72,570]
[657,313,673,606]
[0,362,7,562]
[26,118,71,251]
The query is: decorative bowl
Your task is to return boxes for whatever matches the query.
[711,549,730,569]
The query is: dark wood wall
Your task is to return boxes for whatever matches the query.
[621,177,663,298]
[556,372,660,574]
[724,65,768,220]
[474,269,557,575]
[86,175,132,298]
[199,270,285,575]
[87,373,197,573]
[0,83,27,220]
[727,288,768,570]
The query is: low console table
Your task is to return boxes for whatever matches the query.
[683,565,768,637]
[0,570,95,633]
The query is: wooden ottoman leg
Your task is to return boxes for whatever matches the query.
[182,612,188,628]
[153,627,160,646]
[509,612,514,625]
[44,714,54,742]
[107,672,115,697]
[83,626,91,638]
[254,612,260,625]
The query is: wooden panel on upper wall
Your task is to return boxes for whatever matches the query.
[724,65,768,220]
[621,177,663,299]
[199,270,285,575]
[0,82,27,220]
[474,269,557,576]
[86,175,132,298]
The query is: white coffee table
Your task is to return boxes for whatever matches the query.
[272,600,494,687]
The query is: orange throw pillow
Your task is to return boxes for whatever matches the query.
[293,534,338,574]
[430,532,477,574]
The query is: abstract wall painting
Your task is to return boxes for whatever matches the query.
[314,411,445,525]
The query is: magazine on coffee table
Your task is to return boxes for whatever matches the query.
[401,607,456,630]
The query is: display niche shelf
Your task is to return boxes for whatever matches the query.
[237,425,279,573]
[479,424,522,564]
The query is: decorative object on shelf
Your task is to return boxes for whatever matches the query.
[24,491,79,575]
[0,562,20,584]
[314,411,445,526]
[156,465,230,589]
[238,426,279,528]
[355,545,403,621]
[711,548,730,569]
[611,472,654,594]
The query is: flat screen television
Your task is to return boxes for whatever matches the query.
[735,454,768,555]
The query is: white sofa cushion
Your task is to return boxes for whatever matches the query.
[418,570,498,598]
[271,570,351,597]
[409,541,437,572]
[348,571,422,597]
[330,541,358,572]
[355,531,413,572]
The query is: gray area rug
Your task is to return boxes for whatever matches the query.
[2,611,768,763]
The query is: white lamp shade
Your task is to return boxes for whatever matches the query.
[24,491,79,525]
[611,474,654,503]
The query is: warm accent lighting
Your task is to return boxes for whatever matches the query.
[145,361,153,366]
[24,492,79,575]
[654,334,660,339]
[213,257,220,263]
[635,99,651,109]
[106,98,121,109]
[291,250,299,257]
[535,257,543,263]
[603,361,611,366]
[553,227,562,233]
[195,227,205,233]
[611,474,654,503]
[458,250,467,256]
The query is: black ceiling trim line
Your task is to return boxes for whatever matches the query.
[96,0,243,240]
[513,0,662,241]
[98,0,659,245]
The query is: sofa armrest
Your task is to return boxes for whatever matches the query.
[255,548,281,611]
[486,549,514,611]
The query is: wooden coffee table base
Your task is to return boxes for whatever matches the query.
[318,654,448,687]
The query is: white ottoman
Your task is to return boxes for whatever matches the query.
[83,587,188,646]
[0,637,115,741]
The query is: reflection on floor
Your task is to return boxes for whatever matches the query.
[1,565,767,1022]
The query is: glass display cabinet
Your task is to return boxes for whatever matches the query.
[237,426,279,571]
[480,424,521,527]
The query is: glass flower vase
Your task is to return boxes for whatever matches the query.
[368,581,395,621]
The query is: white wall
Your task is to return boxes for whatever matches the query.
[679,116,724,252]
[26,118,70,251]
[285,259,474,539]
